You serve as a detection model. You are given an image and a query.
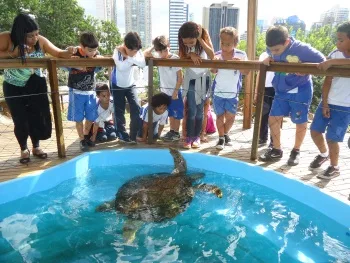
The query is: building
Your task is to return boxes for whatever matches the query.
[240,31,247,42]
[320,5,349,26]
[96,0,117,23]
[203,2,239,52]
[169,0,189,51]
[274,15,306,37]
[257,19,269,33]
[125,0,152,47]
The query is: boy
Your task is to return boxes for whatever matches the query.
[309,21,350,179]
[66,32,103,152]
[91,83,117,143]
[259,26,325,165]
[111,32,146,143]
[144,35,184,141]
[137,92,171,143]
[211,27,248,150]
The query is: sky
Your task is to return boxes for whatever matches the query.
[77,0,350,37]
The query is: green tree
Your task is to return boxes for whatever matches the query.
[95,20,122,55]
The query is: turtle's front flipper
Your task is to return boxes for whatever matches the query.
[123,219,143,244]
[194,184,223,198]
[169,148,187,174]
[95,199,116,212]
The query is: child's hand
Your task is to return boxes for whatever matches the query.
[117,46,128,58]
[94,55,104,58]
[262,56,273,66]
[318,60,333,71]
[231,57,241,61]
[322,103,330,118]
[197,24,202,39]
[66,46,77,55]
[189,52,202,65]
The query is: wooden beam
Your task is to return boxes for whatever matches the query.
[47,59,66,158]
[0,58,48,69]
[244,0,258,129]
[147,59,154,144]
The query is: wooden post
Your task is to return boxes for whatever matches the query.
[251,64,267,160]
[47,59,66,158]
[244,0,258,129]
[147,59,154,144]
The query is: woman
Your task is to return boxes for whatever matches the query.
[0,13,75,163]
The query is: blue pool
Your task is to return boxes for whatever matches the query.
[0,149,349,262]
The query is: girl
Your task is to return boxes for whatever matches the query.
[0,13,75,163]
[178,22,214,149]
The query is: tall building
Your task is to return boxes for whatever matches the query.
[203,2,239,52]
[320,5,349,26]
[125,0,152,47]
[96,0,117,23]
[169,0,189,51]
[274,15,306,37]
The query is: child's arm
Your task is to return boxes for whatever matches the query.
[210,55,219,73]
[137,121,149,142]
[127,50,146,68]
[197,25,214,60]
[91,122,100,142]
[318,58,350,71]
[143,46,154,58]
[299,44,326,63]
[321,76,333,118]
[112,47,133,71]
[172,69,183,100]
[157,124,165,138]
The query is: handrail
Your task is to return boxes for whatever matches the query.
[0,58,349,160]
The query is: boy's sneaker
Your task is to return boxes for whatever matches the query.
[171,132,181,141]
[224,135,232,146]
[309,154,329,169]
[259,139,267,145]
[287,149,300,166]
[80,140,89,152]
[216,137,225,150]
[86,139,95,147]
[259,148,283,162]
[192,137,201,148]
[317,166,340,180]
[120,137,136,144]
[183,137,192,149]
[161,130,174,141]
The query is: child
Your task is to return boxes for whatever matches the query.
[66,32,103,152]
[255,51,275,146]
[144,35,184,141]
[111,32,146,143]
[259,26,325,165]
[178,22,214,149]
[91,83,117,143]
[309,21,350,179]
[137,92,171,143]
[211,27,248,150]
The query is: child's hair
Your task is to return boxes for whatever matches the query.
[337,21,350,38]
[10,13,40,63]
[220,27,239,46]
[151,92,171,108]
[266,26,289,47]
[80,32,99,48]
[124,32,142,50]
[178,22,211,58]
[95,83,109,96]
[153,35,169,51]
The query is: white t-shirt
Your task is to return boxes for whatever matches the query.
[327,50,350,107]
[140,103,168,125]
[213,49,247,98]
[259,52,274,87]
[95,101,114,128]
[158,54,182,96]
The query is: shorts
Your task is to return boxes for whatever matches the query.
[67,89,98,122]
[167,90,184,120]
[212,95,238,116]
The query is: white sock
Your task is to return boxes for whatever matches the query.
[332,165,339,169]
[320,152,328,157]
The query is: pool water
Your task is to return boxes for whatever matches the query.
[0,164,349,263]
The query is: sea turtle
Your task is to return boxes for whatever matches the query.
[96,148,223,243]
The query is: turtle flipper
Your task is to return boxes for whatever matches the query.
[123,219,143,244]
[194,184,223,198]
[169,148,187,174]
[95,199,116,212]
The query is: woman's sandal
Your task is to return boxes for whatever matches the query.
[32,148,48,159]
[19,149,30,164]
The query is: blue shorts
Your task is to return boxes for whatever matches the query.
[67,89,98,122]
[168,90,184,120]
[310,103,350,142]
[270,88,312,124]
[212,95,238,116]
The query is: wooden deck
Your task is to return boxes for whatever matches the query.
[0,114,349,203]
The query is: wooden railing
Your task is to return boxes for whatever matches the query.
[0,58,349,161]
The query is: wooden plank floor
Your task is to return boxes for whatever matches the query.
[1,115,349,203]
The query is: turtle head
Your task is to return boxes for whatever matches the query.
[214,188,223,198]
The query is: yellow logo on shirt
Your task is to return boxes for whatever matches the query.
[286,55,300,63]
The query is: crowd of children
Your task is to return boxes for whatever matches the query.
[57,21,350,181]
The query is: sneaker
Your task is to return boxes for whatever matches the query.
[170,132,181,141]
[86,139,95,147]
[192,137,201,148]
[259,148,283,162]
[161,130,175,141]
[224,134,232,146]
[309,154,329,169]
[120,137,136,144]
[183,137,192,149]
[317,166,340,180]
[287,149,300,166]
[80,140,89,152]
[259,139,267,145]
[216,138,225,150]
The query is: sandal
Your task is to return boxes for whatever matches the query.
[20,149,30,164]
[32,147,48,159]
